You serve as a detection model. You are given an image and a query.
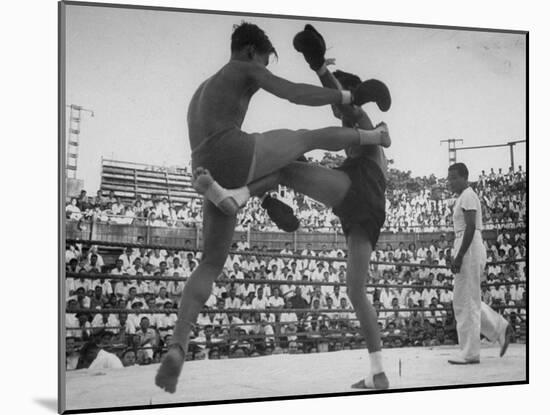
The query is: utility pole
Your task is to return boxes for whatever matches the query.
[66,104,94,179]
[440,139,464,165]
[454,140,526,171]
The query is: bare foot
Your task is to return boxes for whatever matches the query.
[376,122,392,148]
[155,344,185,394]
[351,372,389,390]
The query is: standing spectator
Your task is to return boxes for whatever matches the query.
[447,162,512,364]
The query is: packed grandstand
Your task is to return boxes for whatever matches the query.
[65,159,526,369]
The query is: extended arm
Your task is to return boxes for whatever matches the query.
[316,68,374,129]
[250,63,348,106]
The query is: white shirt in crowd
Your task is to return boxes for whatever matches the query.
[268,296,285,308]
[88,349,123,370]
[252,296,269,310]
[156,313,178,331]
[225,297,242,309]
[118,253,136,270]
[440,290,454,303]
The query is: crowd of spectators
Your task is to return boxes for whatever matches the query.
[65,225,526,370]
[66,164,526,233]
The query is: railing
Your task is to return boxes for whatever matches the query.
[66,211,525,232]
[66,217,525,252]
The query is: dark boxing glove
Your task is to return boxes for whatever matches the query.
[293,24,326,71]
[352,79,392,112]
[261,195,300,233]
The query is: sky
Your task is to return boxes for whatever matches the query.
[64,4,527,192]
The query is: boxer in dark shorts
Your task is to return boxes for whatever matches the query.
[287,24,391,389]
[333,152,386,247]
[191,127,257,189]
[156,22,392,394]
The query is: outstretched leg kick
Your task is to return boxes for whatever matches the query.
[192,124,391,217]
[156,21,392,393]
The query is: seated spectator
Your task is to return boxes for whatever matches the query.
[135,316,158,365]
[68,311,92,341]
[74,286,91,308]
[89,286,109,310]
[66,244,82,265]
[225,288,242,310]
[66,198,82,220]
[236,234,249,251]
[268,287,285,310]
[439,284,453,305]
[80,340,123,370]
[278,273,295,298]
[121,349,137,367]
[156,300,178,338]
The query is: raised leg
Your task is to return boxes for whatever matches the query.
[251,126,389,182]
[278,161,351,207]
[155,199,236,393]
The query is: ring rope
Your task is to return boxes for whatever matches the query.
[67,304,525,315]
[65,332,405,354]
[66,271,526,289]
[65,305,526,331]
[66,239,525,269]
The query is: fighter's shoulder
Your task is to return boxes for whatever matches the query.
[225,60,268,77]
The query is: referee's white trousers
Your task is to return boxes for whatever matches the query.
[453,231,508,360]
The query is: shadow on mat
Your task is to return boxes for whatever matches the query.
[34,398,57,412]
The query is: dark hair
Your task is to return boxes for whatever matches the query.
[80,340,99,356]
[448,162,469,179]
[333,70,362,90]
[122,348,135,358]
[231,22,277,58]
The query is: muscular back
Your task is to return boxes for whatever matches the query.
[187,60,260,149]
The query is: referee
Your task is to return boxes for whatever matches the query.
[447,163,512,364]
